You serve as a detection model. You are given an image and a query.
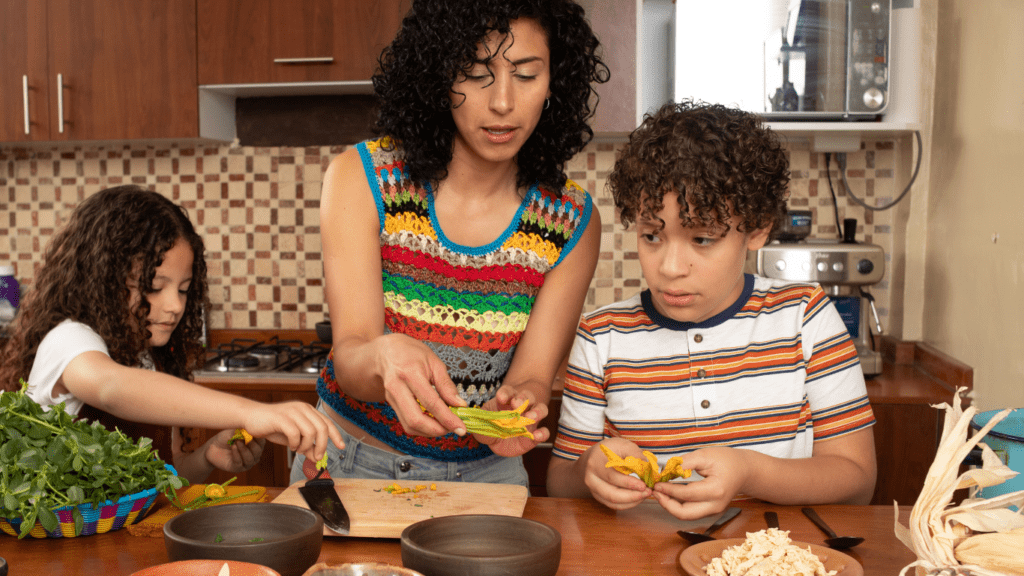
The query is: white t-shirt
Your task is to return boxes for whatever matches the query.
[27,319,109,415]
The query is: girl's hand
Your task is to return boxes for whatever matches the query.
[472,386,550,457]
[652,446,749,520]
[376,334,468,437]
[583,438,652,509]
[204,428,266,473]
[242,401,345,464]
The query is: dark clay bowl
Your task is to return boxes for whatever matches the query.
[163,503,323,576]
[315,321,332,343]
[400,515,561,576]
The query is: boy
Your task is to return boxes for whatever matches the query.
[545,101,877,520]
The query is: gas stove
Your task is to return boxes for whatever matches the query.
[196,337,330,379]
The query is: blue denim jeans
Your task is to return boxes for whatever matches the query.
[289,401,530,489]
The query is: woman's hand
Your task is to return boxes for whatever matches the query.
[582,438,652,509]
[242,401,345,464]
[471,385,550,457]
[203,428,267,474]
[376,333,468,437]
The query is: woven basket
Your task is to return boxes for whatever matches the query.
[0,484,161,538]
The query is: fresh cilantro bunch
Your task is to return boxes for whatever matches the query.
[0,380,185,538]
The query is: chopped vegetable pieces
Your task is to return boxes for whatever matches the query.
[228,428,253,445]
[599,444,692,488]
[315,452,328,470]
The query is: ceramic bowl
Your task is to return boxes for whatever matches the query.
[131,559,281,576]
[400,515,561,576]
[163,503,323,576]
[301,562,424,576]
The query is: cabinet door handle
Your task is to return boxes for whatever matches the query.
[273,57,335,64]
[22,75,30,135]
[57,73,65,134]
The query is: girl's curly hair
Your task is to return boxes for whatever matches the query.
[0,185,210,391]
[372,0,609,191]
[609,100,790,237]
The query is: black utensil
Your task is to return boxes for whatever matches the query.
[676,507,742,544]
[802,507,864,550]
[298,467,350,535]
[764,510,779,529]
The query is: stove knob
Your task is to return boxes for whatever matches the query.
[857,259,875,275]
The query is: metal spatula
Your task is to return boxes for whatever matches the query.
[298,468,350,535]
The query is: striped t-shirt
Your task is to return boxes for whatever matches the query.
[552,274,875,469]
[318,138,593,462]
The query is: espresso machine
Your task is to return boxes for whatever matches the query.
[756,212,885,376]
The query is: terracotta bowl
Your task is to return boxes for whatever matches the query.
[131,559,281,576]
[163,503,323,576]
[400,515,561,576]
[301,562,424,576]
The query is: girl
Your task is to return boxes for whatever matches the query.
[292,0,608,487]
[0,185,343,483]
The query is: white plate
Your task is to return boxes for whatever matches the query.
[679,538,863,576]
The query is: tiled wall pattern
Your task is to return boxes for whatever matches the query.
[1,138,897,331]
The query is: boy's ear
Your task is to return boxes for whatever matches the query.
[746,226,772,251]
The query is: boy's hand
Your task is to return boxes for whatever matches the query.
[652,446,750,520]
[584,438,652,509]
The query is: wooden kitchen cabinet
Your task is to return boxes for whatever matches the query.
[197,0,410,85]
[0,0,198,143]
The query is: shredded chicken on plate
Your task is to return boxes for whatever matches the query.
[705,527,837,576]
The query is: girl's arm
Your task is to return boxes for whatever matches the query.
[318,148,467,437]
[59,351,343,462]
[478,205,602,457]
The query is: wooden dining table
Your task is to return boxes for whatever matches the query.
[1,488,920,575]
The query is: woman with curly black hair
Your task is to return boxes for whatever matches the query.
[0,185,343,483]
[297,0,609,487]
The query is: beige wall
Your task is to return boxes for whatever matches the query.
[911,0,1024,410]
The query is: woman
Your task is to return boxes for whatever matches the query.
[293,0,609,486]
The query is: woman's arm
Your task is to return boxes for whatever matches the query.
[479,205,602,456]
[318,148,466,437]
[59,351,343,462]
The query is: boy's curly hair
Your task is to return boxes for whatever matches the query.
[609,100,790,236]
[372,0,609,192]
[0,185,210,391]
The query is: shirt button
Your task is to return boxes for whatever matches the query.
[694,334,703,343]
[701,399,710,409]
[697,368,707,378]
[399,461,412,472]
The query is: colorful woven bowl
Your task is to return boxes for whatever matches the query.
[0,484,161,538]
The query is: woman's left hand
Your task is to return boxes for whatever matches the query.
[204,428,267,473]
[471,386,550,457]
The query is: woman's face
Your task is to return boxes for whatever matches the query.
[128,237,194,348]
[449,17,551,166]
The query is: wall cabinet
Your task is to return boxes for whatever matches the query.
[0,0,198,143]
[197,0,409,86]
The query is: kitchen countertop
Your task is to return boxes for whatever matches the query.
[0,490,919,575]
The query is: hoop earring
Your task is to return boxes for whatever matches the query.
[544,98,550,110]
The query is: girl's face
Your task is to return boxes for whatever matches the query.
[128,237,194,348]
[449,17,551,166]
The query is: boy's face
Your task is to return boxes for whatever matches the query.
[637,192,769,324]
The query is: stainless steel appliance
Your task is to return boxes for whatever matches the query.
[198,337,330,378]
[675,0,892,120]
[757,239,885,376]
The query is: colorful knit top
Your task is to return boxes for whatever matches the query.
[318,138,594,461]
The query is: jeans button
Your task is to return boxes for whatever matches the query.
[399,461,412,472]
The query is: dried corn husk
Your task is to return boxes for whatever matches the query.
[954,528,1024,574]
[896,387,1024,576]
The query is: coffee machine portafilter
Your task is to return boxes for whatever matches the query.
[756,240,886,377]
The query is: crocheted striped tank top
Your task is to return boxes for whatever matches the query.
[317,138,593,461]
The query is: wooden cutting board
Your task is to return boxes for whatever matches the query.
[271,478,529,538]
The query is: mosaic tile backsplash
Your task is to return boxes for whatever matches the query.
[1,138,896,331]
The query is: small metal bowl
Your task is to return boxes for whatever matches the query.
[163,503,323,576]
[400,515,561,576]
